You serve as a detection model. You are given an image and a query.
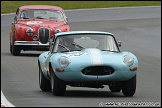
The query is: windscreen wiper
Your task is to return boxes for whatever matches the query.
[58,44,70,51]
[72,42,85,49]
[101,50,118,52]
[35,16,46,19]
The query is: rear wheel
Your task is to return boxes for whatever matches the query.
[39,62,51,91]
[122,75,136,97]
[50,66,66,96]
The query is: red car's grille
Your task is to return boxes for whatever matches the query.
[38,28,50,44]
[82,66,114,76]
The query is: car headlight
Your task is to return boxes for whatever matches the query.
[58,56,69,68]
[123,55,134,66]
[26,28,34,36]
[55,29,62,34]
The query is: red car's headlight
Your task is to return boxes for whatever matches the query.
[55,29,62,34]
[26,28,34,36]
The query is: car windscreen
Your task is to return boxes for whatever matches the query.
[20,9,65,21]
[53,34,119,52]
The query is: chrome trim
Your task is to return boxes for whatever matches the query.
[38,27,50,41]
[14,41,49,46]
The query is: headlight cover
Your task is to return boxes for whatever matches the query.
[26,28,34,36]
[123,55,134,67]
[58,56,70,68]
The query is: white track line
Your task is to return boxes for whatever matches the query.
[1,91,15,107]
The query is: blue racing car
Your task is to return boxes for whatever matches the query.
[38,31,138,96]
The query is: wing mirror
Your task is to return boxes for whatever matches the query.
[14,15,17,22]
[49,35,55,46]
[49,41,54,46]
[118,41,121,47]
[49,40,54,46]
[65,17,68,22]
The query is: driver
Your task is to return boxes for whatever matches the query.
[64,37,76,49]
[64,37,73,46]
[59,36,76,50]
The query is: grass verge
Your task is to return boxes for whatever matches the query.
[1,1,161,14]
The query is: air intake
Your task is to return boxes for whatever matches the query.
[38,28,50,44]
[82,66,114,76]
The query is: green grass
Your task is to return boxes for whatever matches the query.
[1,1,161,14]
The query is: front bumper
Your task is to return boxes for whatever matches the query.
[14,41,49,51]
[14,41,49,46]
[55,69,137,82]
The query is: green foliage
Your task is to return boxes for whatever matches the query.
[1,1,161,14]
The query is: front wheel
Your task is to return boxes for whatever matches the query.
[50,66,66,96]
[122,75,136,97]
[12,36,21,56]
[39,62,51,91]
[10,43,12,54]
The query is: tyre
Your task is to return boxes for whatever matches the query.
[39,62,51,91]
[50,66,66,96]
[10,43,12,54]
[12,36,21,56]
[109,85,121,92]
[122,75,136,97]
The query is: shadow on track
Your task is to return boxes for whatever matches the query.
[1,52,41,57]
[39,90,124,98]
[20,53,40,57]
[63,90,124,98]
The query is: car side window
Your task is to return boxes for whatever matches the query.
[63,12,68,22]
[16,8,19,15]
[14,8,19,22]
[14,8,21,21]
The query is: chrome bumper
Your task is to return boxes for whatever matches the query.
[14,41,49,46]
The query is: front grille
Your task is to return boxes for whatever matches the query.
[38,28,50,44]
[82,66,114,76]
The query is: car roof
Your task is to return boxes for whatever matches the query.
[19,5,64,12]
[55,31,114,37]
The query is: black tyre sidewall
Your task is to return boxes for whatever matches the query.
[10,43,12,54]
[50,66,66,96]
[12,36,21,56]
[39,62,51,91]
[122,75,136,97]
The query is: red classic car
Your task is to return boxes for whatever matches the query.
[10,5,70,56]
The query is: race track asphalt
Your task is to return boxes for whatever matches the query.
[1,6,161,107]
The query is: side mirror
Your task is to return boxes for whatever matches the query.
[118,41,121,47]
[14,15,17,22]
[49,38,54,46]
[49,35,54,45]
[49,42,54,46]
[65,17,68,22]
